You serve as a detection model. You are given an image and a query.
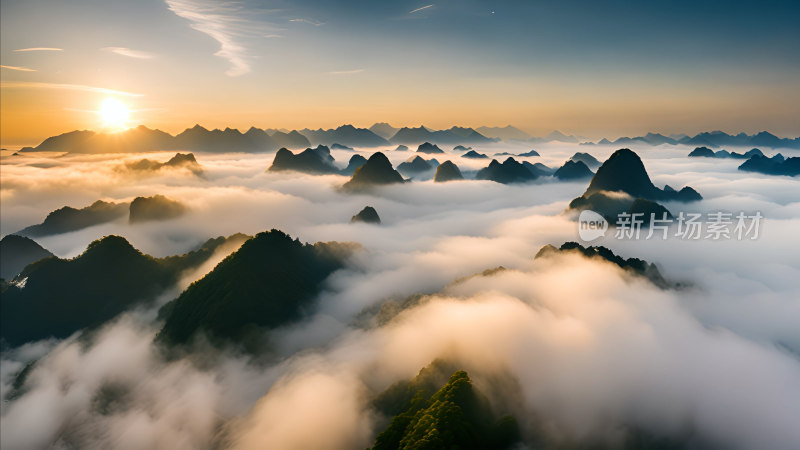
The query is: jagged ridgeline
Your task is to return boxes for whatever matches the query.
[0,234,248,347]
[370,362,521,450]
[536,242,671,289]
[156,230,354,349]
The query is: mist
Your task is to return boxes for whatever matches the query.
[1,141,799,449]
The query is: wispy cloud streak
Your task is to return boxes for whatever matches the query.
[0,81,142,97]
[289,18,324,26]
[409,4,434,14]
[0,65,36,72]
[13,47,63,52]
[165,0,253,76]
[102,47,155,59]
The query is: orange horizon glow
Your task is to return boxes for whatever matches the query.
[2,77,800,149]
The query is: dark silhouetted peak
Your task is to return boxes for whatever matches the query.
[417,142,444,154]
[586,149,657,198]
[676,186,702,201]
[453,145,472,152]
[394,145,408,151]
[517,149,540,157]
[585,148,701,202]
[166,152,197,165]
[129,195,187,223]
[554,160,594,180]
[16,200,128,237]
[331,143,353,150]
[343,152,405,191]
[523,161,555,177]
[398,155,434,174]
[0,235,54,280]
[688,147,715,157]
[476,157,538,184]
[81,235,142,261]
[268,146,339,174]
[351,206,381,224]
[341,154,368,175]
[737,148,764,159]
[434,160,464,182]
[127,152,203,175]
[569,152,600,168]
[739,154,800,177]
[462,150,488,159]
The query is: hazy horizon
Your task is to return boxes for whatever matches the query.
[3,121,800,151]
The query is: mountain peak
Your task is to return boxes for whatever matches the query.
[343,152,404,190]
[586,149,656,197]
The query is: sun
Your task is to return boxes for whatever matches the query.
[98,97,130,131]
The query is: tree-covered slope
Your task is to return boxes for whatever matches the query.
[371,364,520,450]
[157,230,351,348]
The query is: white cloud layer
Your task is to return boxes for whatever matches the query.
[1,141,799,449]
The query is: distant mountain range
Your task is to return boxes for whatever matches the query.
[582,131,800,149]
[389,126,497,145]
[18,124,800,154]
[300,124,391,147]
[368,122,399,140]
[20,125,312,154]
[476,125,532,141]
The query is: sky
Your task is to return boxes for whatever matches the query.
[1,0,800,147]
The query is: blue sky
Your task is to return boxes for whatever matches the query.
[1,0,799,144]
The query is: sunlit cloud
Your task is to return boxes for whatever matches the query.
[328,69,364,75]
[165,0,254,76]
[289,18,324,26]
[0,81,142,97]
[0,65,36,72]
[102,47,155,59]
[409,4,434,14]
[263,34,283,38]
[13,47,63,52]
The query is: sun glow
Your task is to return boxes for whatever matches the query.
[98,97,130,131]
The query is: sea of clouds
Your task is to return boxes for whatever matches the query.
[1,141,798,449]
